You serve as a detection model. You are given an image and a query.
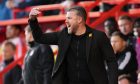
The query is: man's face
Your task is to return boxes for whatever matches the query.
[118,19,133,35]
[2,45,15,60]
[111,36,126,53]
[6,25,16,38]
[65,11,79,34]
[104,21,117,37]
[6,25,20,39]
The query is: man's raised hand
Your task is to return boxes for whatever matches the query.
[29,8,41,20]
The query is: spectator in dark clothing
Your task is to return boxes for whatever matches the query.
[111,31,138,83]
[104,17,119,38]
[21,25,54,84]
[118,15,136,47]
[0,41,22,84]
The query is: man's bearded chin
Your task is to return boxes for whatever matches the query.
[68,27,72,34]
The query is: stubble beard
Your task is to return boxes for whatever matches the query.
[68,27,72,34]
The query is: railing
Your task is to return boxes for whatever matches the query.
[12,4,65,19]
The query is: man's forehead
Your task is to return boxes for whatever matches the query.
[118,19,131,23]
[66,11,77,15]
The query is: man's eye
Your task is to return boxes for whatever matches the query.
[68,17,71,19]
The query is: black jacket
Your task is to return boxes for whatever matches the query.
[116,46,138,83]
[29,18,118,84]
[0,58,22,84]
[22,42,54,84]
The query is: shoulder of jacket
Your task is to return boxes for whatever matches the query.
[89,29,106,39]
[39,44,51,51]
[92,29,105,35]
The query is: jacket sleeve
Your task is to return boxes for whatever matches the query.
[28,18,60,45]
[99,32,118,84]
[39,45,54,84]
[118,49,138,76]
[118,51,132,70]
[11,66,22,84]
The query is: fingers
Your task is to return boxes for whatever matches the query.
[29,8,41,19]
[30,8,41,15]
[32,8,41,12]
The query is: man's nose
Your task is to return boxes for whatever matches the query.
[65,19,68,23]
[122,26,126,32]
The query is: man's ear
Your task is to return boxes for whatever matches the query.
[78,16,83,24]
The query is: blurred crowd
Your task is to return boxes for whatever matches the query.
[0,0,140,20]
[0,0,92,20]
[104,15,140,84]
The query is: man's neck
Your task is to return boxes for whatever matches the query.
[75,25,86,36]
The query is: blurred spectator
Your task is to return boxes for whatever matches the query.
[110,31,138,83]
[5,0,92,18]
[0,0,12,20]
[6,25,27,65]
[133,18,140,69]
[6,0,49,18]
[118,15,135,47]
[21,25,54,84]
[118,15,133,36]
[99,2,115,12]
[61,0,74,9]
[6,0,48,9]
[0,41,22,84]
[61,0,92,12]
[104,17,119,38]
[118,74,131,84]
